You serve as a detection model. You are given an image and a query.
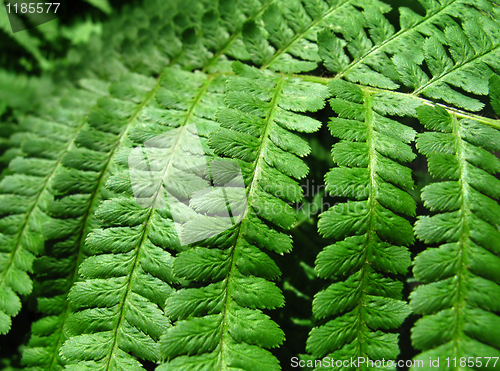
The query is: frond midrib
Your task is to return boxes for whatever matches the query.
[217,74,286,369]
[448,113,471,363]
[102,72,216,371]
[295,74,500,130]
[0,101,87,289]
[42,68,170,371]
[336,0,468,78]
[260,0,353,70]
[354,89,376,367]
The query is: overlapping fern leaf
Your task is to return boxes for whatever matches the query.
[0,70,55,173]
[21,71,148,370]
[306,79,415,368]
[410,94,500,367]
[316,0,496,92]
[0,5,167,342]
[0,121,19,176]
[55,66,228,369]
[158,62,329,370]
[21,1,258,366]
[0,70,54,119]
[15,1,282,367]
[20,7,180,364]
[241,0,391,73]
[0,15,133,341]
[0,86,105,336]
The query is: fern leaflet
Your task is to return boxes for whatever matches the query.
[241,0,391,73]
[306,79,414,368]
[0,87,103,335]
[158,61,328,370]
[57,67,226,369]
[317,0,495,91]
[410,97,500,367]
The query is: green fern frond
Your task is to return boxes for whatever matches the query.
[198,0,267,71]
[1,0,500,368]
[158,61,329,370]
[16,12,164,367]
[20,72,146,370]
[0,36,126,340]
[108,0,268,76]
[55,66,227,369]
[0,122,17,175]
[410,99,500,367]
[13,23,142,366]
[392,16,500,111]
[0,70,54,117]
[316,0,495,90]
[0,70,55,173]
[2,8,160,347]
[21,1,262,365]
[241,0,391,73]
[178,0,274,73]
[306,79,414,367]
[0,87,104,335]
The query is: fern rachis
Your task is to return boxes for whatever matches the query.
[0,88,104,335]
[159,61,329,370]
[306,80,414,363]
[410,104,500,368]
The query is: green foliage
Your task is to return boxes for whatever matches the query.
[0,87,103,336]
[410,103,500,368]
[0,70,54,115]
[307,79,414,365]
[0,2,51,70]
[240,0,390,73]
[159,61,328,370]
[0,0,499,370]
[317,0,495,91]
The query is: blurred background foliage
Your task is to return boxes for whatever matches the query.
[0,0,137,178]
[1,0,116,73]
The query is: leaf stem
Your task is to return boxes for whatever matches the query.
[294,74,500,130]
[217,75,286,369]
[202,0,275,73]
